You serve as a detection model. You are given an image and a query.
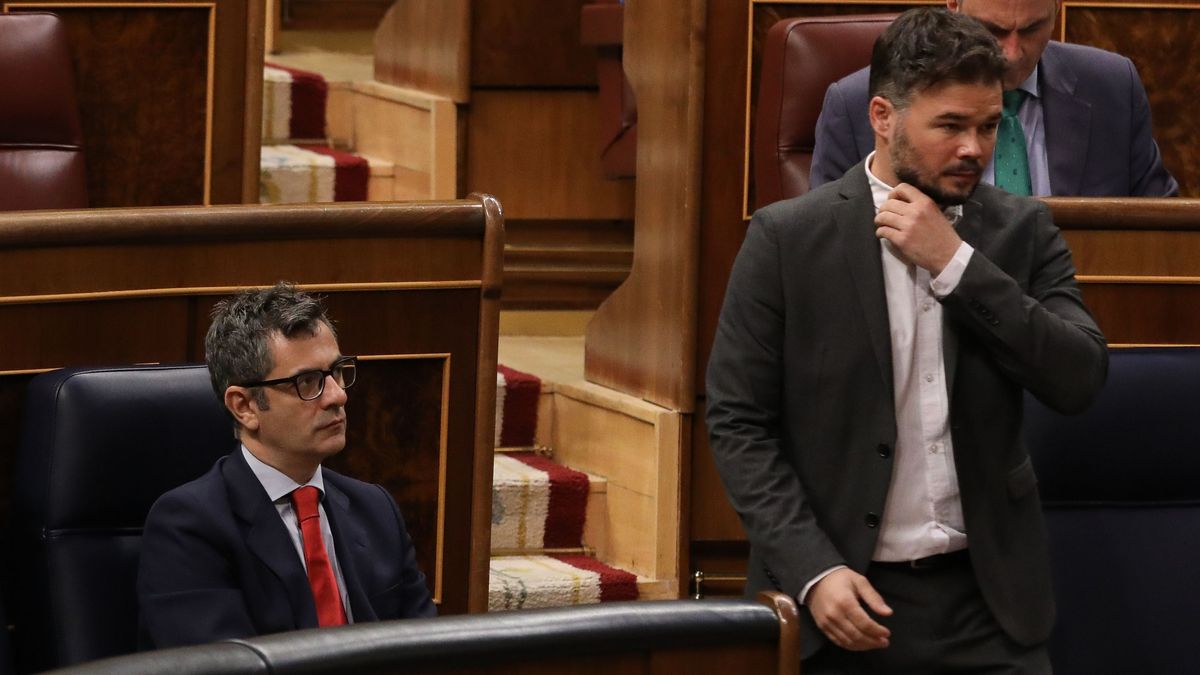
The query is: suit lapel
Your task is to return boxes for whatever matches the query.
[322,473,376,623]
[1039,43,1090,196]
[224,452,318,629]
[837,165,894,399]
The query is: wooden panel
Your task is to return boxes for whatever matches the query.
[335,81,460,202]
[470,0,598,88]
[465,90,634,221]
[280,0,393,30]
[5,0,264,205]
[584,0,707,411]
[374,0,470,102]
[0,198,504,614]
[1062,4,1200,197]
[1079,284,1200,345]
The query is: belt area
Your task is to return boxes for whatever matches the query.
[871,548,970,571]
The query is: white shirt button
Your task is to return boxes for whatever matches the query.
[924,373,935,383]
[930,443,941,454]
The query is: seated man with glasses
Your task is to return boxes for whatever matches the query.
[138,282,435,649]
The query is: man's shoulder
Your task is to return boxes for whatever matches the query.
[1043,40,1133,80]
[756,173,854,221]
[830,65,871,99]
[144,454,233,525]
[971,183,1049,222]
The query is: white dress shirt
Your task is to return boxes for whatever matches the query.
[242,446,354,620]
[800,154,973,601]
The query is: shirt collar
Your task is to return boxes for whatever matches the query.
[1015,64,1040,99]
[864,151,963,223]
[241,444,325,503]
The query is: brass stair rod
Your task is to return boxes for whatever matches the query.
[691,570,748,599]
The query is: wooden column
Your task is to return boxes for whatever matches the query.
[583,0,707,412]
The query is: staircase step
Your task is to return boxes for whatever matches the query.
[488,554,638,611]
[496,364,542,448]
[260,144,369,203]
[491,452,593,553]
[263,62,328,143]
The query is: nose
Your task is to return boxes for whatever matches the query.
[996,32,1020,63]
[959,131,984,159]
[321,373,348,406]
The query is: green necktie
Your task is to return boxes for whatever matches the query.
[994,90,1032,196]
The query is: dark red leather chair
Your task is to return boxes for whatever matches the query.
[753,14,894,207]
[0,12,88,211]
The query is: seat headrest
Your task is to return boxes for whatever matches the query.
[14,364,236,533]
[1025,347,1200,505]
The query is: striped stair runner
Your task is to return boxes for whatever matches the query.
[489,365,640,610]
[492,452,588,551]
[260,62,369,204]
[263,62,327,142]
[489,554,638,611]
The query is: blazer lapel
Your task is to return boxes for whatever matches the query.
[322,476,376,623]
[1039,43,1090,196]
[224,452,318,629]
[837,165,894,399]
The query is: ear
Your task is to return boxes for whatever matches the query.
[224,386,262,432]
[945,0,962,12]
[868,95,896,139]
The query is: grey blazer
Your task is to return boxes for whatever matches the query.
[706,163,1108,658]
[810,41,1179,197]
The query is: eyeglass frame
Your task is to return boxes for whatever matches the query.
[237,356,358,401]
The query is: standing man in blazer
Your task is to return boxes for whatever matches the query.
[138,283,435,649]
[810,0,1179,197]
[708,9,1107,673]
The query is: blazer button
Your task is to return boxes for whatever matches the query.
[864,513,880,528]
[877,443,891,458]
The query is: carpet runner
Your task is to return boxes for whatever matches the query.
[489,554,638,611]
[260,144,369,203]
[495,365,541,448]
[263,62,328,142]
[491,452,588,551]
[260,63,370,204]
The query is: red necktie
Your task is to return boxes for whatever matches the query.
[291,486,347,626]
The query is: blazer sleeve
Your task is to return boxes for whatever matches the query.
[706,208,846,595]
[1123,57,1179,197]
[137,490,257,649]
[943,201,1108,413]
[810,80,861,190]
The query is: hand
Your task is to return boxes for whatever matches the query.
[874,183,962,276]
[807,568,894,651]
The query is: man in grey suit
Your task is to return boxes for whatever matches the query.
[810,0,1179,197]
[708,8,1107,673]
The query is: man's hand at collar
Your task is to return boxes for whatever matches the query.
[874,183,963,276]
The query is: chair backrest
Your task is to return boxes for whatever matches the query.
[0,12,88,211]
[1024,347,1200,675]
[10,365,236,671]
[43,593,798,675]
[753,14,893,207]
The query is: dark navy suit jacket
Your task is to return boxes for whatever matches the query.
[810,41,1179,197]
[137,450,435,648]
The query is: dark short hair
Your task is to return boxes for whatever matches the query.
[868,7,1006,110]
[205,282,334,423]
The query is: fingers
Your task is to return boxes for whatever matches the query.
[809,570,892,651]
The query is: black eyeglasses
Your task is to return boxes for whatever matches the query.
[240,356,357,401]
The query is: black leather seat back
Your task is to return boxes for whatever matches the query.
[1025,347,1200,675]
[11,364,236,671]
